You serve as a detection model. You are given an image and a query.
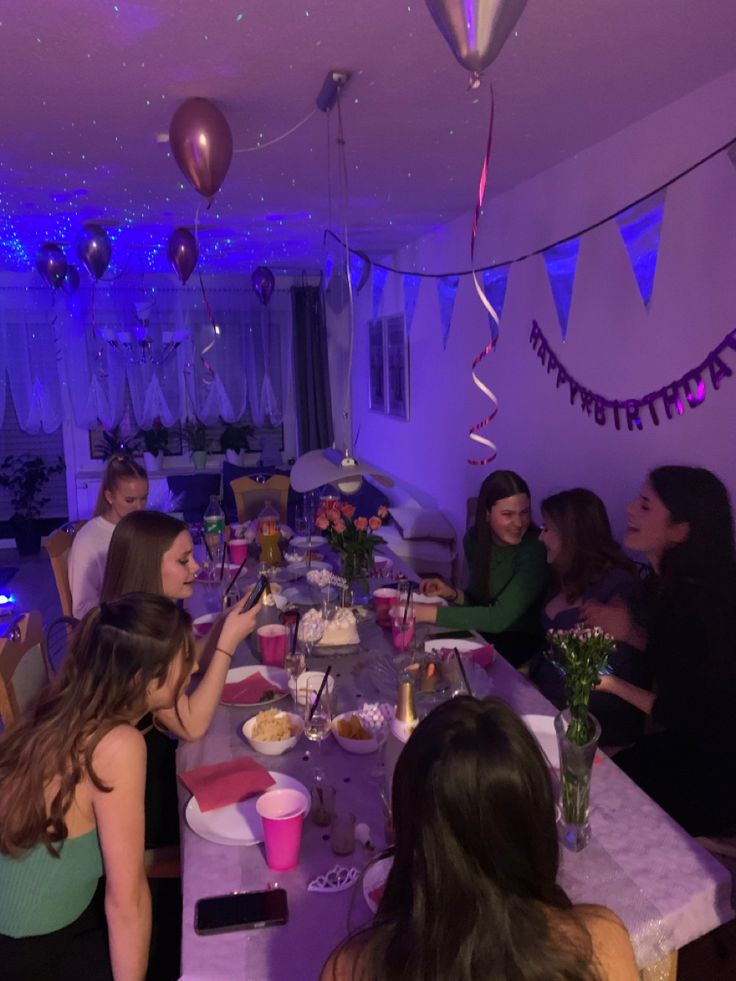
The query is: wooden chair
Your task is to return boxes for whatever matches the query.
[43,615,78,678]
[42,520,88,618]
[229,474,290,524]
[0,611,46,730]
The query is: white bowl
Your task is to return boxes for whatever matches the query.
[331,711,379,754]
[192,612,218,637]
[288,670,335,707]
[241,711,304,756]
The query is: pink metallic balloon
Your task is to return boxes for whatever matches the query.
[35,242,67,290]
[76,224,112,280]
[252,266,275,306]
[169,98,233,202]
[61,264,80,296]
[425,0,528,75]
[167,227,199,284]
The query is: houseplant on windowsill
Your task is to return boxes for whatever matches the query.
[139,419,169,470]
[548,625,615,852]
[316,500,387,598]
[184,418,208,470]
[220,421,255,466]
[0,454,65,555]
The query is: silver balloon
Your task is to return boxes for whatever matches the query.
[425,0,528,75]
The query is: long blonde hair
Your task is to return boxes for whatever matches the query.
[94,454,148,516]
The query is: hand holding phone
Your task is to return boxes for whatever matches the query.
[240,574,270,613]
[194,888,288,934]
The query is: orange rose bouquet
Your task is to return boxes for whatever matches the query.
[315,500,388,584]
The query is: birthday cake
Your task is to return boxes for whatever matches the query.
[301,607,360,647]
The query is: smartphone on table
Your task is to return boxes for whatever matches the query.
[240,574,270,613]
[194,888,288,934]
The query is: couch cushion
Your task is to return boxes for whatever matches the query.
[389,507,456,544]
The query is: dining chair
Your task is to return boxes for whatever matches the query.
[42,519,88,618]
[43,615,78,678]
[0,611,47,730]
[229,474,290,524]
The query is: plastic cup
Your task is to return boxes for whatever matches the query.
[373,588,399,629]
[229,540,249,565]
[257,624,289,667]
[390,605,416,652]
[256,788,309,871]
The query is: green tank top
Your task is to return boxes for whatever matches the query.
[0,829,103,937]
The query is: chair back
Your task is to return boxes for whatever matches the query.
[229,475,290,524]
[43,615,78,678]
[42,520,88,618]
[0,611,46,730]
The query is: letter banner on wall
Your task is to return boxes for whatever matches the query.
[436,274,461,349]
[403,273,422,336]
[542,238,581,341]
[371,266,389,320]
[615,189,666,308]
[481,264,510,342]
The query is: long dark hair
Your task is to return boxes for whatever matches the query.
[329,698,601,981]
[101,510,188,601]
[93,454,148,517]
[542,488,635,602]
[473,470,531,603]
[0,594,194,857]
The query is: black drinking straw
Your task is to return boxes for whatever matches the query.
[290,610,301,655]
[454,647,472,696]
[223,548,249,597]
[401,582,414,626]
[219,541,228,581]
[308,664,332,721]
[203,536,214,564]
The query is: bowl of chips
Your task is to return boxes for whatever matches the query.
[331,711,379,754]
[242,708,304,755]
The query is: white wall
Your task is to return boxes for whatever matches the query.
[344,66,736,542]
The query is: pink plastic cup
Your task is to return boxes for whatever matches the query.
[257,624,289,667]
[374,588,399,629]
[390,606,416,652]
[228,540,249,565]
[256,788,309,871]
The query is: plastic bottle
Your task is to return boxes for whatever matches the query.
[257,499,281,566]
[203,494,225,563]
[384,674,419,798]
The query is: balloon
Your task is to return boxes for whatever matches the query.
[252,266,275,306]
[169,97,233,202]
[61,264,80,296]
[167,227,199,284]
[425,0,528,76]
[76,223,112,280]
[35,242,67,290]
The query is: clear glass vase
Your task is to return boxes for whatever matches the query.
[339,551,371,602]
[554,708,601,852]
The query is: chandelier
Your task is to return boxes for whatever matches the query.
[97,300,189,366]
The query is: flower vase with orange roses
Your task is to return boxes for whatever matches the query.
[315,500,388,595]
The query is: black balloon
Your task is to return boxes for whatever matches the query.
[252,266,275,306]
[76,224,112,280]
[167,227,199,284]
[36,242,67,290]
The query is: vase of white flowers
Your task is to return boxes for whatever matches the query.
[549,626,615,852]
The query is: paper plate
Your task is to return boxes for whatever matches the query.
[424,637,484,655]
[290,535,327,549]
[363,856,393,914]
[220,665,289,707]
[521,714,560,769]
[185,772,311,846]
[411,593,448,607]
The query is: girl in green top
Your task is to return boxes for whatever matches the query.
[417,470,549,667]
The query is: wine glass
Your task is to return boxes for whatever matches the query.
[303,681,333,780]
[299,614,325,661]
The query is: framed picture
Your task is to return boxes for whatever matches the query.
[368,318,386,412]
[385,314,410,419]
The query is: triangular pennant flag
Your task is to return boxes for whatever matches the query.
[349,251,366,292]
[324,254,334,289]
[372,266,389,320]
[436,275,460,349]
[481,265,510,342]
[403,274,421,336]
[615,189,665,308]
[542,238,581,340]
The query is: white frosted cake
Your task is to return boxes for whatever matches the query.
[301,607,360,646]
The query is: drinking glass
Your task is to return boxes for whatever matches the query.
[299,615,325,660]
[303,681,333,781]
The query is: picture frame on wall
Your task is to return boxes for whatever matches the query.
[368,318,386,412]
[367,314,409,420]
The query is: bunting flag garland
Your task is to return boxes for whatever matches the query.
[349,251,367,293]
[403,274,422,336]
[542,238,581,340]
[324,253,334,289]
[615,189,665,308]
[481,264,510,342]
[371,266,389,320]
[436,275,460,349]
[529,319,736,431]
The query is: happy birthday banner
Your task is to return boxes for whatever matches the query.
[529,320,736,431]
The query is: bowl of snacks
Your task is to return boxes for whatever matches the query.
[242,708,304,756]
[288,670,335,707]
[332,712,378,754]
[192,612,218,637]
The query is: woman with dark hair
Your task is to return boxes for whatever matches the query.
[584,466,736,834]
[322,697,637,981]
[69,455,149,619]
[529,488,650,747]
[0,594,196,979]
[417,471,549,667]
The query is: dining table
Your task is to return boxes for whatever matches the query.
[177,552,734,981]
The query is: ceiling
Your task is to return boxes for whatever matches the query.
[1,0,735,277]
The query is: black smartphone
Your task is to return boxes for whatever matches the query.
[194,888,288,934]
[240,574,270,613]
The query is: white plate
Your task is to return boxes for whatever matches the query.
[521,714,560,769]
[290,535,327,549]
[267,567,300,584]
[287,560,333,576]
[185,771,311,846]
[220,665,289,707]
[424,637,484,655]
[363,856,393,913]
[412,593,448,607]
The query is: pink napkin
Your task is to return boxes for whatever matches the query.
[179,756,275,812]
[437,644,496,668]
[221,673,285,705]
[368,883,386,907]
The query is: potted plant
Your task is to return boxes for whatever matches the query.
[316,500,387,597]
[98,426,142,460]
[0,454,66,555]
[139,419,169,470]
[219,421,255,465]
[184,418,208,470]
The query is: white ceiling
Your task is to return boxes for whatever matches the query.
[1,0,735,275]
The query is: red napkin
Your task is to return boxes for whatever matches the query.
[221,673,285,705]
[437,644,496,668]
[179,756,275,812]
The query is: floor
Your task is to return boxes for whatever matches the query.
[1,546,734,978]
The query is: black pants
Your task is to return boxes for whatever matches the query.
[141,722,180,850]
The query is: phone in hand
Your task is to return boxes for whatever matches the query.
[194,888,288,934]
[240,574,270,613]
